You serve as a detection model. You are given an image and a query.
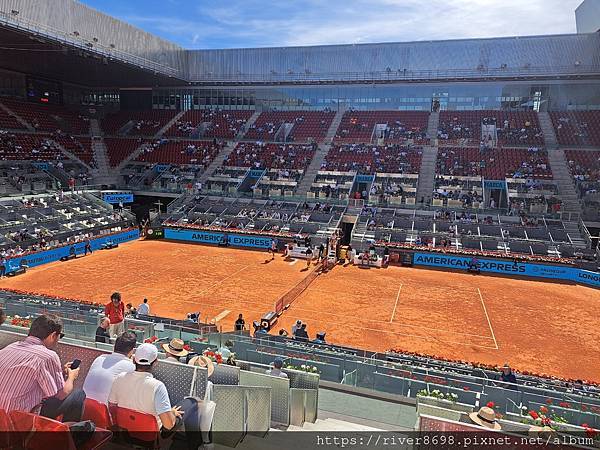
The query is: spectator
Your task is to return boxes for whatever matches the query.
[95,317,111,343]
[294,323,309,342]
[266,358,288,378]
[161,338,189,363]
[291,320,302,336]
[137,298,150,316]
[219,340,234,361]
[0,256,6,278]
[83,331,136,403]
[108,343,203,449]
[234,313,245,331]
[105,292,125,337]
[500,363,517,385]
[0,314,85,421]
[313,332,326,345]
[253,321,268,338]
[0,307,5,326]
[468,406,501,430]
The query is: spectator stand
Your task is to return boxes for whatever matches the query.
[0,161,59,195]
[506,178,562,215]
[205,167,251,195]
[566,149,600,221]
[367,173,419,207]
[253,168,305,199]
[432,175,484,209]
[309,171,356,201]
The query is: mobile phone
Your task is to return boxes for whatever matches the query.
[71,359,81,370]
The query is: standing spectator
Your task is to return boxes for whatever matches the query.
[84,238,92,256]
[234,314,245,331]
[294,323,309,341]
[266,358,288,378]
[0,256,6,278]
[105,292,125,337]
[83,332,136,404]
[291,320,302,336]
[95,317,111,343]
[0,314,85,421]
[137,298,150,316]
[108,343,203,449]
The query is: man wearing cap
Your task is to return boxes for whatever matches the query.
[266,358,288,378]
[108,343,203,448]
[161,338,189,363]
[105,292,125,337]
[291,320,302,336]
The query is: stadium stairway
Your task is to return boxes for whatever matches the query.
[238,110,262,139]
[324,107,346,143]
[537,111,558,148]
[295,143,331,195]
[415,145,438,203]
[197,140,240,184]
[547,147,582,216]
[91,138,119,185]
[89,118,102,136]
[0,100,35,131]
[156,110,186,137]
[115,142,151,171]
[426,111,439,141]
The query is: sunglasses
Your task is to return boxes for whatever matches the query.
[56,332,65,339]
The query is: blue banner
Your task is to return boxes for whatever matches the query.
[154,164,170,173]
[357,174,375,183]
[32,162,49,171]
[413,252,599,288]
[249,169,265,178]
[484,180,506,190]
[164,228,273,249]
[4,229,140,274]
[103,193,134,204]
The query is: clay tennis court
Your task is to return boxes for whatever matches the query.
[1,239,598,383]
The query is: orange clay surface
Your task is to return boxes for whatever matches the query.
[1,239,599,382]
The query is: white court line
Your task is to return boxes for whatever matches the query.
[390,284,403,323]
[478,287,499,350]
[289,259,298,266]
[194,265,250,296]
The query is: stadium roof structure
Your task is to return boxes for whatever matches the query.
[1,0,599,87]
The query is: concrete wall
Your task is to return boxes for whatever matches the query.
[576,0,600,33]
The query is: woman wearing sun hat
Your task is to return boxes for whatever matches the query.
[161,338,189,363]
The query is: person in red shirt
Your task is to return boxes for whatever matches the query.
[105,292,125,337]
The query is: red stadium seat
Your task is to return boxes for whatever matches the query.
[82,398,112,430]
[110,405,160,448]
[9,410,113,450]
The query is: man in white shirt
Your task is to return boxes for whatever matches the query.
[137,298,150,316]
[108,343,203,447]
[83,332,136,404]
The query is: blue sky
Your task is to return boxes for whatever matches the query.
[80,0,583,49]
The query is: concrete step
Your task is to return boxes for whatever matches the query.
[0,101,35,131]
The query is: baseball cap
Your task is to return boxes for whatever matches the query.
[134,343,158,366]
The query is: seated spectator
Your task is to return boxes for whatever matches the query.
[95,317,111,343]
[83,331,136,403]
[219,340,234,361]
[294,323,309,342]
[161,338,189,363]
[266,358,288,378]
[500,363,517,385]
[0,314,85,422]
[108,343,203,448]
[137,298,150,316]
[313,332,327,345]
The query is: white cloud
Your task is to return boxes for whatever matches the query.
[120,0,584,48]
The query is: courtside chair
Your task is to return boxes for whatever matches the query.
[109,405,160,449]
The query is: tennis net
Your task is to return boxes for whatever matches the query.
[274,262,324,314]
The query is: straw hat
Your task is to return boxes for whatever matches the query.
[468,407,501,430]
[188,355,215,377]
[161,338,189,357]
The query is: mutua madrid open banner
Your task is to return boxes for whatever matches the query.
[413,252,600,289]
[164,228,273,249]
[4,229,140,274]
